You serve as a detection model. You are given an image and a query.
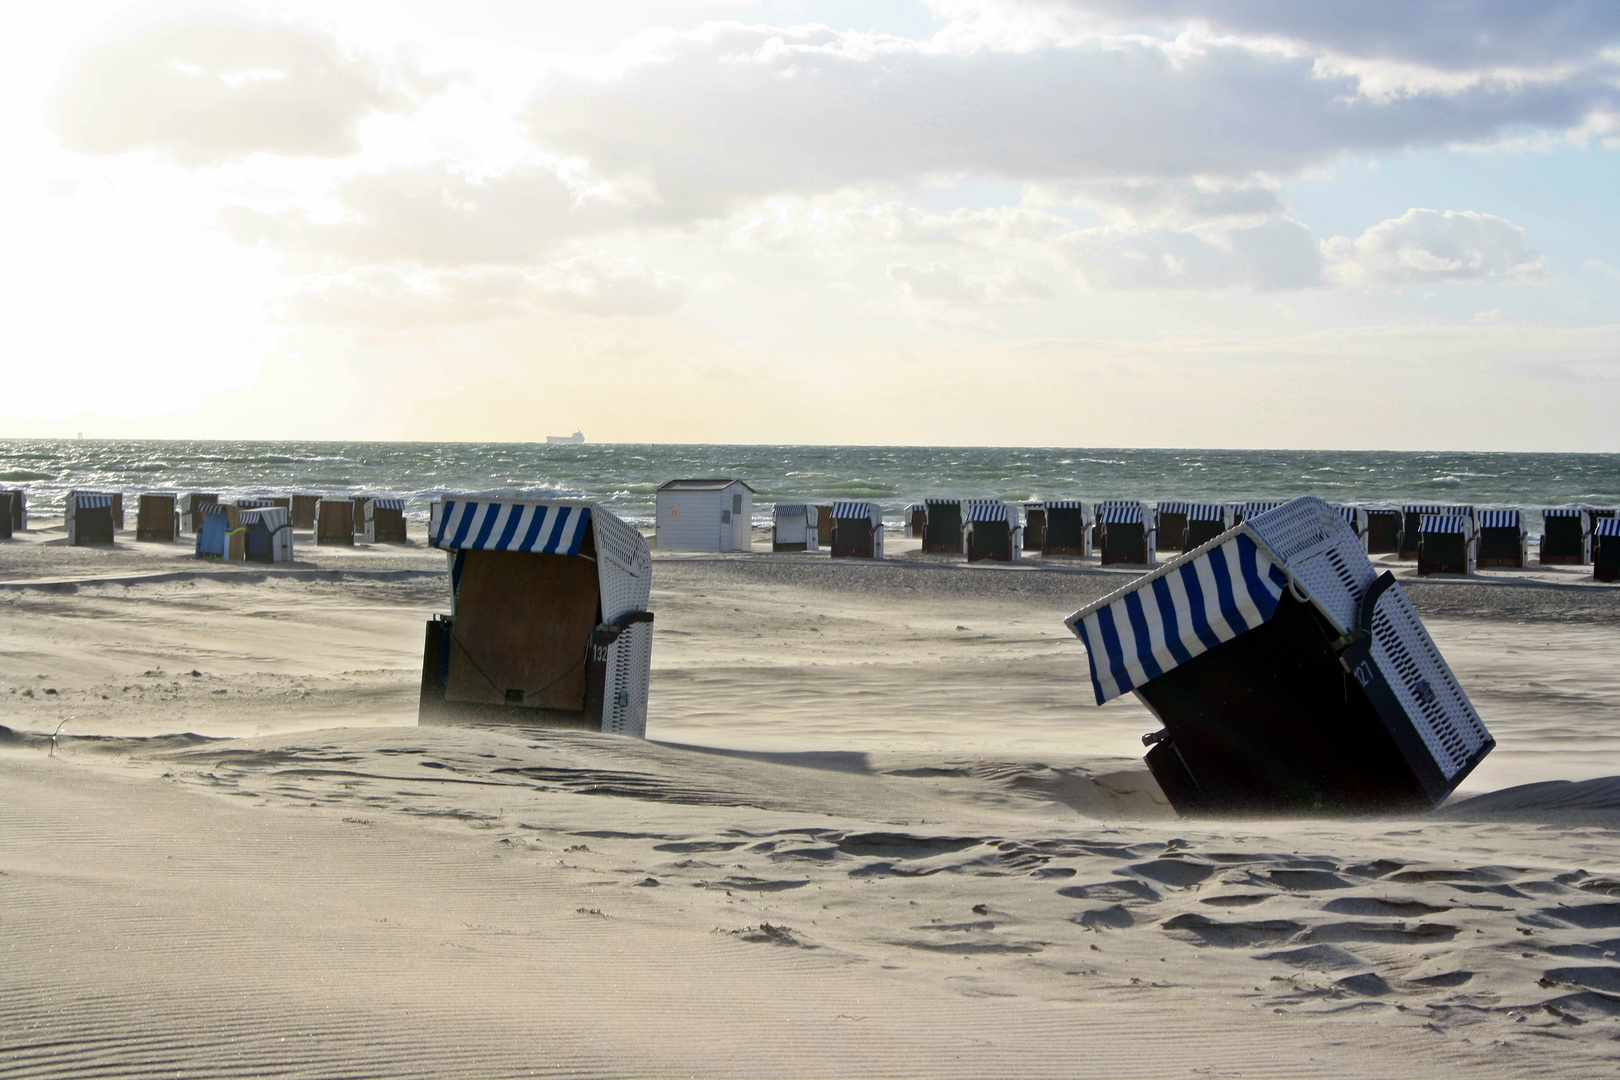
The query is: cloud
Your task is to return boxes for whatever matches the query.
[1062,217,1321,290]
[887,261,1052,305]
[1323,209,1548,287]
[221,163,625,266]
[973,0,1620,70]
[288,256,686,328]
[525,22,1610,223]
[54,19,431,167]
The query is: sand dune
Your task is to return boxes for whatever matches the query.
[3,532,1620,1076]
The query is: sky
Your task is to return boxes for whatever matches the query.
[3,0,1619,450]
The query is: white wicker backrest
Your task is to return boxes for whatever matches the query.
[1244,498,1374,636]
[592,507,653,623]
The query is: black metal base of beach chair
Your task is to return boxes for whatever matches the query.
[1136,591,1483,815]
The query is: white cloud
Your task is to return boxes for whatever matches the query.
[1062,217,1321,291]
[1323,209,1548,288]
[53,18,436,167]
[887,261,1052,305]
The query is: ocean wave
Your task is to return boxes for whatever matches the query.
[0,470,53,481]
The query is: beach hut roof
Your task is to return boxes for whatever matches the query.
[656,478,755,493]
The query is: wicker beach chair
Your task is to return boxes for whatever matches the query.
[1417,514,1476,576]
[771,504,817,552]
[964,502,1020,563]
[1040,501,1092,557]
[1097,501,1156,567]
[830,501,884,559]
[1475,509,1527,569]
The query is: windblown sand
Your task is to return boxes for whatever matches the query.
[3,526,1620,1077]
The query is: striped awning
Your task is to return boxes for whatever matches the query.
[1241,501,1285,518]
[924,498,959,508]
[775,504,808,517]
[1187,504,1229,522]
[1045,500,1088,510]
[1596,518,1620,538]
[1070,533,1290,705]
[1098,504,1146,525]
[906,503,926,513]
[1420,515,1471,536]
[237,498,276,508]
[238,507,291,529]
[1542,507,1583,517]
[1476,509,1521,529]
[74,494,113,509]
[1157,502,1193,516]
[371,498,406,511]
[1405,504,1473,518]
[432,500,592,556]
[833,501,881,522]
[965,503,1012,523]
[201,502,229,515]
[1335,505,1363,523]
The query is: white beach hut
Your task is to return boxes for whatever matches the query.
[421,496,654,736]
[656,479,754,553]
[771,504,818,552]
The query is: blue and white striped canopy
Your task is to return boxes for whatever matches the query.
[1543,507,1584,517]
[832,501,881,521]
[1187,504,1229,522]
[201,502,228,515]
[906,503,926,513]
[1335,505,1363,524]
[1098,504,1147,525]
[74,494,113,509]
[237,498,276,508]
[1045,500,1088,510]
[238,507,291,529]
[775,503,808,517]
[1070,533,1289,705]
[924,498,959,508]
[1595,518,1620,538]
[1157,501,1193,516]
[371,498,406,511]
[965,502,1012,523]
[1240,501,1285,518]
[432,499,592,556]
[1420,515,1470,535]
[1476,509,1520,529]
[1405,504,1473,518]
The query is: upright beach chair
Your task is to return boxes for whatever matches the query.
[66,491,118,545]
[1066,497,1493,814]
[1594,519,1620,583]
[351,496,369,536]
[237,497,277,511]
[1097,501,1156,567]
[905,503,927,539]
[1538,508,1589,565]
[290,494,321,530]
[964,503,1021,563]
[1417,514,1476,576]
[1156,503,1191,552]
[1181,504,1234,552]
[420,497,654,736]
[1022,503,1046,551]
[177,493,217,533]
[362,498,409,543]
[1401,505,1472,559]
[1233,501,1283,526]
[815,505,836,550]
[0,492,13,540]
[771,504,818,552]
[1040,501,1092,557]
[317,499,355,545]
[1365,508,1402,555]
[3,488,25,533]
[830,501,884,559]
[225,507,294,563]
[921,499,964,554]
[1475,510,1527,569]
[136,493,178,542]
[1335,505,1370,552]
[195,503,230,558]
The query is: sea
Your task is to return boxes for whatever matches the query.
[3,440,1618,532]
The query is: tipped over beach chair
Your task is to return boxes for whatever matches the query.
[1475,510,1527,569]
[830,501,884,559]
[3,489,25,533]
[1065,496,1493,815]
[1538,508,1589,565]
[1595,519,1620,583]
[362,498,409,543]
[316,499,355,546]
[1365,508,1402,555]
[771,504,818,552]
[921,499,964,554]
[136,493,178,542]
[1097,501,1156,567]
[420,497,654,736]
[1156,503,1191,552]
[225,507,294,563]
[1040,501,1092,557]
[290,494,321,530]
[1180,504,1233,552]
[177,493,217,533]
[964,503,1020,562]
[1022,503,1046,551]
[66,491,118,546]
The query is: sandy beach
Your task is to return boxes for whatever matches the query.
[4,522,1620,1077]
